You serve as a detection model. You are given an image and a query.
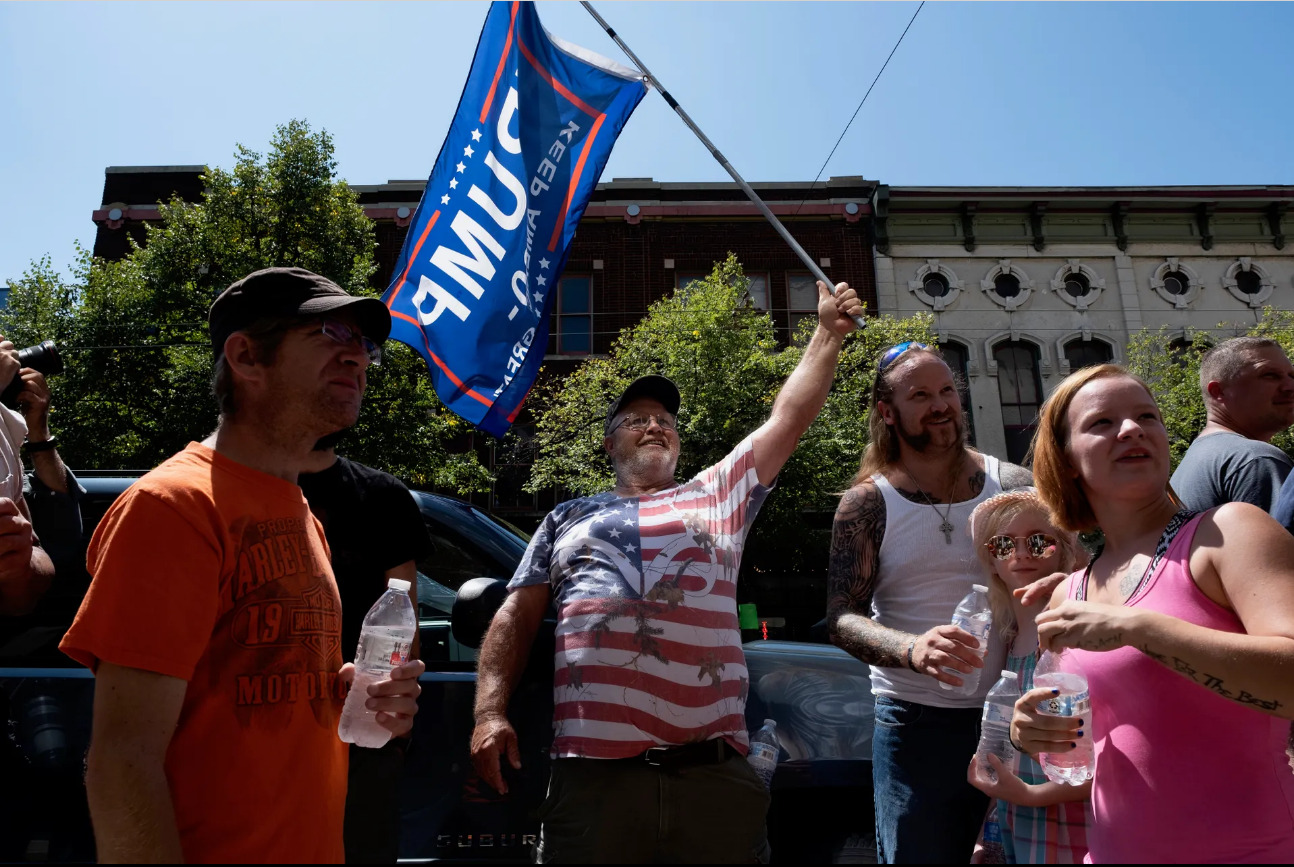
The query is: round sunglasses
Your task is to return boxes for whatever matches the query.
[983,533,1058,560]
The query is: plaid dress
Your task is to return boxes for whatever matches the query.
[996,652,1090,864]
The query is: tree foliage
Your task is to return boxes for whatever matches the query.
[1125,307,1294,468]
[524,254,935,573]
[1,120,489,490]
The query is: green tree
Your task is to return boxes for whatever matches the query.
[1125,307,1294,468]
[1,120,489,490]
[524,253,935,574]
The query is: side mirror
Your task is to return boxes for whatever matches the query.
[451,577,509,650]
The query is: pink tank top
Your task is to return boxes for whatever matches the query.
[1067,513,1294,863]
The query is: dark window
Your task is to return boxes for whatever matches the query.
[1236,269,1262,295]
[1064,338,1113,371]
[938,340,976,446]
[787,272,821,334]
[1061,272,1091,300]
[994,341,1043,464]
[548,275,592,355]
[490,425,538,513]
[1163,270,1190,296]
[0,287,9,309]
[923,273,950,298]
[993,273,1021,298]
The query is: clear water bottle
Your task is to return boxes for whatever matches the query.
[939,584,992,694]
[975,670,1020,782]
[338,577,417,748]
[1033,650,1094,785]
[747,719,781,788]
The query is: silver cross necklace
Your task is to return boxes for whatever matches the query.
[900,457,961,544]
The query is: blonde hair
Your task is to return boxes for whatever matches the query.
[969,489,1080,645]
[1028,363,1159,533]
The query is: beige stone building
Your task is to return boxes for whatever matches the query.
[871,185,1294,462]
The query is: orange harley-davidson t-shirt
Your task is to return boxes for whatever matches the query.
[61,443,348,864]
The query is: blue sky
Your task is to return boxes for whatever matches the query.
[3,1,1292,286]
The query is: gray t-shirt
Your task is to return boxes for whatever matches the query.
[1169,431,1293,514]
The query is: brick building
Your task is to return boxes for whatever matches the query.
[91,166,878,527]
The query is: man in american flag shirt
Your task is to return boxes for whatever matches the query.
[471,280,863,864]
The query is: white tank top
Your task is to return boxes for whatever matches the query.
[868,454,1007,708]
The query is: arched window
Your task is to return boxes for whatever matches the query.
[994,341,1043,464]
[1064,338,1113,372]
[939,340,976,446]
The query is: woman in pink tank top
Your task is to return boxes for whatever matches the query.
[1008,364,1294,863]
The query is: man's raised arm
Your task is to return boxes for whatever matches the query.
[751,281,863,486]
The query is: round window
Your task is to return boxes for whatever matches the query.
[923,273,950,298]
[1236,269,1262,295]
[993,273,1021,298]
[1162,270,1190,296]
[1062,273,1091,299]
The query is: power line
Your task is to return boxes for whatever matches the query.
[795,1,926,216]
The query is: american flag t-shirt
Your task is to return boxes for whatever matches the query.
[508,436,771,759]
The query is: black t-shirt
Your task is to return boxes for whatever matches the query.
[298,457,433,661]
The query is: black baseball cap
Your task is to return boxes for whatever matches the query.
[208,267,392,357]
[605,375,681,435]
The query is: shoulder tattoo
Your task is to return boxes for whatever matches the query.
[827,484,886,618]
[999,461,1034,490]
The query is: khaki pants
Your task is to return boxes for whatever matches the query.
[535,754,771,864]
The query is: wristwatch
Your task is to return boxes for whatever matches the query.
[24,436,58,454]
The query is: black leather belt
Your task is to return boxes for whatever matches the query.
[631,739,737,769]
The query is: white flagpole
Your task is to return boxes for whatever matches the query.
[580,1,867,330]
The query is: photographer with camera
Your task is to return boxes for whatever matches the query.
[0,333,54,616]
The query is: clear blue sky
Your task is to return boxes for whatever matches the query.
[3,1,1292,286]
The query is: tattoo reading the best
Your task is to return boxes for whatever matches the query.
[1138,644,1284,713]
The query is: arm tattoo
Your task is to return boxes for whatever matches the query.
[1136,643,1284,713]
[826,484,911,667]
[999,461,1034,491]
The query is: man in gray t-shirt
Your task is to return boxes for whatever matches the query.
[1170,337,1294,513]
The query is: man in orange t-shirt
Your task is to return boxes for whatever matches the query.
[60,267,425,863]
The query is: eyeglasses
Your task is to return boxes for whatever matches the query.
[984,533,1058,561]
[878,341,932,373]
[610,412,677,434]
[319,319,381,366]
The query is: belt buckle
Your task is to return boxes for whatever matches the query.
[643,746,670,767]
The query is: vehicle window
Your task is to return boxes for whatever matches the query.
[416,573,456,617]
[416,524,510,594]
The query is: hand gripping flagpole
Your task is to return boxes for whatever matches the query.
[580,1,867,331]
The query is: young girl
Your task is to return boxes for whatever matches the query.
[965,490,1089,864]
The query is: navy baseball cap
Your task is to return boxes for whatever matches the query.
[209,266,391,357]
[605,375,681,434]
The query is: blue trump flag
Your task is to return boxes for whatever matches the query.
[383,0,647,437]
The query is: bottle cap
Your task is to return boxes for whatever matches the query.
[764,718,777,727]
[387,578,412,592]
[972,584,988,593]
[1001,670,1016,678]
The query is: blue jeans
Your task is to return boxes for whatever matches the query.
[872,695,988,864]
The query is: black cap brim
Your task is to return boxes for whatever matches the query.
[297,295,392,344]
[605,375,681,434]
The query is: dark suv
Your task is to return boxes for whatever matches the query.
[0,476,876,863]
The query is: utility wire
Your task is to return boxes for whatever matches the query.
[795,1,925,216]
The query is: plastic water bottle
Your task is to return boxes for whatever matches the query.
[939,584,992,694]
[975,670,1020,782]
[338,578,417,748]
[1033,650,1094,785]
[747,719,781,788]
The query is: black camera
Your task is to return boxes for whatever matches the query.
[1,340,65,409]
